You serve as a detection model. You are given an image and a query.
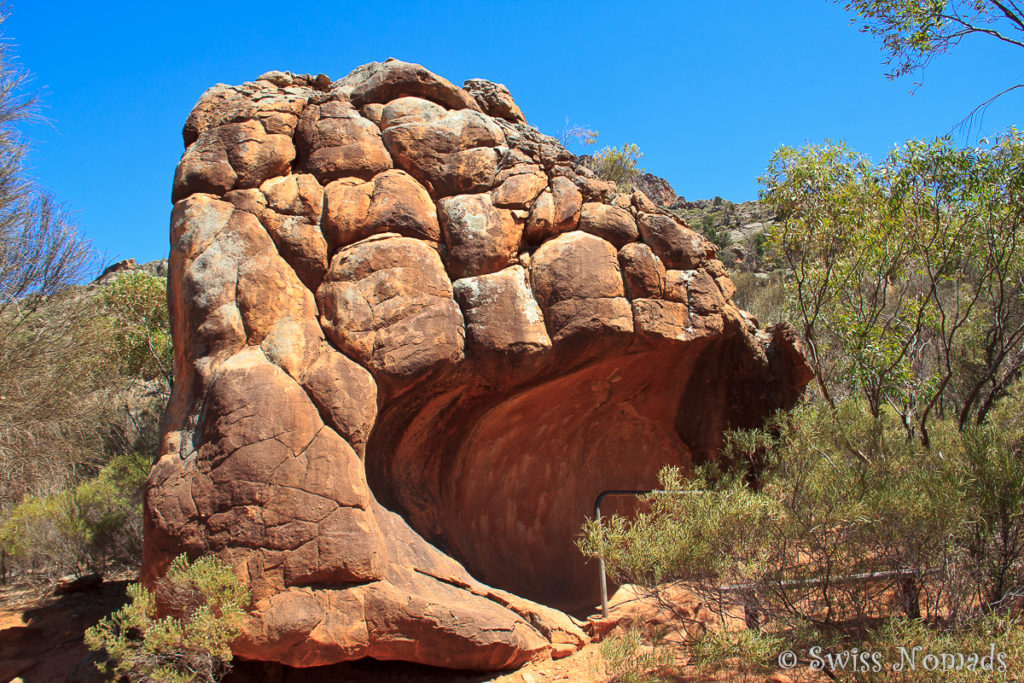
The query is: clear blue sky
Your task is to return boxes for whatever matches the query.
[5,1,1022,267]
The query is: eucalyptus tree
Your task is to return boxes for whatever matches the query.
[760,131,1024,445]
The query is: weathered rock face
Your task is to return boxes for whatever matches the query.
[146,59,812,672]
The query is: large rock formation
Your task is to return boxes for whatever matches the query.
[145,59,812,671]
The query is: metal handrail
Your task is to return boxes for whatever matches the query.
[593,488,702,618]
[592,488,939,622]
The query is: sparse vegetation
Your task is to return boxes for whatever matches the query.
[0,35,109,512]
[587,143,645,190]
[102,270,173,386]
[556,118,599,148]
[582,397,1024,674]
[598,628,676,683]
[0,452,149,579]
[583,131,1024,680]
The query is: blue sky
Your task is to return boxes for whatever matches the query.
[5,1,1022,266]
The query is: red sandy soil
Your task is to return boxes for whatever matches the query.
[0,574,132,683]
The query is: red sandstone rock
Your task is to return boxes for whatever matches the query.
[439,193,521,278]
[364,169,440,242]
[381,108,505,196]
[491,163,548,209]
[619,242,666,299]
[344,59,482,112]
[378,96,447,129]
[463,78,527,123]
[148,59,812,674]
[322,177,373,250]
[637,212,708,270]
[316,234,464,379]
[529,231,633,343]
[296,101,392,183]
[453,265,551,357]
[551,176,583,230]
[578,202,639,248]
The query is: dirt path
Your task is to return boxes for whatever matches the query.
[0,578,130,683]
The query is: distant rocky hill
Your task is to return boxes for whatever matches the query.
[627,171,774,273]
[92,257,168,285]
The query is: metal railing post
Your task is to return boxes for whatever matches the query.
[592,488,940,626]
[594,489,657,618]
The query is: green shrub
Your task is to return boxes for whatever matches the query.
[759,133,1024,443]
[599,627,676,683]
[102,271,173,385]
[580,398,1024,652]
[689,629,784,676]
[85,553,250,683]
[587,143,644,189]
[0,452,149,577]
[730,271,786,325]
[855,613,1024,682]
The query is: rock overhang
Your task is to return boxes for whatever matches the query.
[145,58,813,670]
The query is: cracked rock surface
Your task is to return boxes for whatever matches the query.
[145,58,813,671]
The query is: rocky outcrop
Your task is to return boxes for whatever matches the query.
[631,171,678,207]
[145,59,812,672]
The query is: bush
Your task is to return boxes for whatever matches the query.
[85,553,250,683]
[580,397,1024,660]
[0,452,149,578]
[0,9,105,514]
[856,613,1024,682]
[587,143,644,189]
[599,627,676,683]
[730,271,786,325]
[102,271,173,385]
[689,629,784,677]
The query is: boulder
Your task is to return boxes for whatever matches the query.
[295,100,392,183]
[438,193,521,278]
[578,202,638,248]
[149,58,813,673]
[637,212,709,269]
[618,242,666,299]
[462,78,527,124]
[382,108,505,197]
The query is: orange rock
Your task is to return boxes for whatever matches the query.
[463,78,527,124]
[378,96,447,129]
[317,234,464,379]
[149,59,813,674]
[687,269,727,314]
[491,164,548,209]
[345,58,482,112]
[619,242,666,298]
[529,231,633,343]
[439,193,522,278]
[578,202,639,248]
[297,102,392,182]
[364,169,440,242]
[322,177,373,251]
[453,265,551,357]
[261,173,323,224]
[382,108,504,196]
[550,176,583,231]
[637,212,708,270]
